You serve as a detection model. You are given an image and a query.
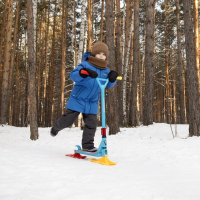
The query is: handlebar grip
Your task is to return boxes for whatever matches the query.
[80,70,89,75]
[116,76,122,80]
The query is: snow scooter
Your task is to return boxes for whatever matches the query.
[66,74,122,166]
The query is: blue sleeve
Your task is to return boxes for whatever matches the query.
[107,80,117,88]
[70,63,85,82]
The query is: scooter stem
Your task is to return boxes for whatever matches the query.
[96,78,109,129]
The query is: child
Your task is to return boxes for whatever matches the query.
[50,41,118,152]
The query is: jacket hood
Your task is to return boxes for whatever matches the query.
[83,52,92,61]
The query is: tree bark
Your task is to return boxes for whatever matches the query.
[48,1,56,126]
[123,0,131,75]
[175,0,186,124]
[140,29,146,123]
[193,0,200,91]
[27,0,38,140]
[76,0,86,128]
[61,0,67,114]
[122,10,134,126]
[77,0,86,65]
[116,0,123,125]
[125,11,134,125]
[88,0,92,51]
[73,0,77,68]
[0,0,14,124]
[106,0,120,135]
[173,72,177,124]
[37,7,43,126]
[164,1,170,124]
[0,1,8,111]
[143,0,155,126]
[183,0,200,136]
[43,4,50,127]
[129,0,139,127]
[8,0,21,125]
[122,1,126,74]
[100,0,104,42]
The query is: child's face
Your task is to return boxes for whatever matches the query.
[95,52,106,60]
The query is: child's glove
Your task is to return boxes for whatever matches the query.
[79,68,98,78]
[108,70,118,83]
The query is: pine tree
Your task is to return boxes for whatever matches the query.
[27,0,38,140]
[143,0,155,126]
[0,0,14,124]
[106,0,119,134]
[175,0,186,124]
[129,0,140,127]
[183,0,200,136]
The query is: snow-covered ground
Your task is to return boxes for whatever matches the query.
[1,123,200,200]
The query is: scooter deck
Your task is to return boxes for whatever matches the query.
[74,144,107,157]
[74,150,102,157]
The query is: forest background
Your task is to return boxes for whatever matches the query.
[0,0,200,139]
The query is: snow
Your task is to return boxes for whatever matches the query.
[1,123,200,200]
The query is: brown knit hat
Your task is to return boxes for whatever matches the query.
[91,41,109,58]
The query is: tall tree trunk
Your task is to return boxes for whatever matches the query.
[127,29,134,124]
[116,0,123,124]
[143,0,155,126]
[122,1,126,73]
[24,31,29,127]
[193,0,200,91]
[84,20,88,52]
[123,0,131,74]
[129,0,139,127]
[153,4,156,122]
[106,0,120,135]
[48,1,56,126]
[122,10,134,126]
[173,71,177,124]
[61,0,67,114]
[43,5,50,127]
[0,1,8,65]
[13,40,20,126]
[33,0,37,53]
[0,0,14,124]
[126,13,134,125]
[140,29,146,123]
[73,0,77,68]
[0,1,8,110]
[27,0,38,140]
[8,0,21,125]
[164,1,170,123]
[100,0,104,42]
[183,0,200,136]
[175,0,186,124]
[71,0,75,67]
[77,0,86,65]
[88,0,92,51]
[37,9,42,126]
[76,0,86,128]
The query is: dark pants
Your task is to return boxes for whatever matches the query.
[53,109,98,149]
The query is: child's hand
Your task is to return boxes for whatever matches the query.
[108,70,118,83]
[79,68,98,78]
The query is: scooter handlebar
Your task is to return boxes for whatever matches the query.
[80,70,122,80]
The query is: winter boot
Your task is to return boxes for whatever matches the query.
[50,127,59,137]
[82,146,97,152]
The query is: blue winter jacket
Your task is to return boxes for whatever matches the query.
[66,52,116,114]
